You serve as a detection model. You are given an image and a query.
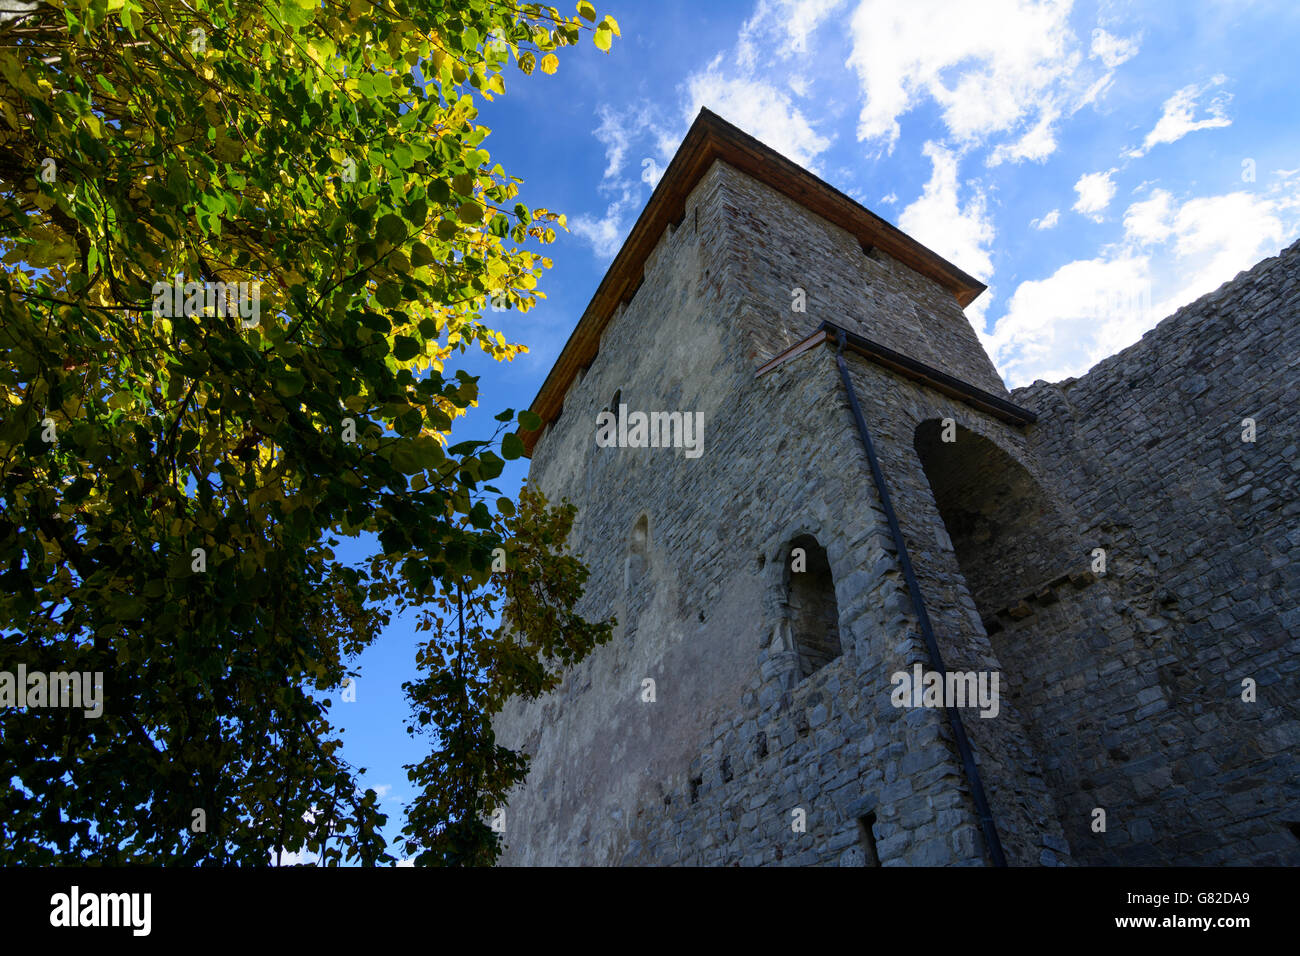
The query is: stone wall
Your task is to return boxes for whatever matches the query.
[1008,239,1300,864]
[494,161,1049,866]
[714,162,1007,396]
[494,157,1300,867]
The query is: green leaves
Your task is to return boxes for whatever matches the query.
[282,0,319,28]
[377,212,407,244]
[393,335,420,362]
[410,242,435,267]
[500,432,524,460]
[400,487,613,866]
[1,0,620,869]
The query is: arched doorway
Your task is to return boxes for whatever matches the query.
[913,420,1072,621]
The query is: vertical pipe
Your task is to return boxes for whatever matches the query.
[830,326,1008,867]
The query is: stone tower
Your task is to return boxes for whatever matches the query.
[494,109,1300,866]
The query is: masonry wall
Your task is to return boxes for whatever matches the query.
[495,159,1300,867]
[1005,240,1300,864]
[494,161,1056,866]
[712,162,1007,396]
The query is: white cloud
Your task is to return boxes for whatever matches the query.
[987,182,1299,387]
[1149,191,1287,308]
[683,66,832,168]
[1077,71,1116,110]
[899,142,995,279]
[591,105,635,181]
[1030,209,1060,230]
[1089,28,1140,69]
[589,103,676,183]
[984,254,1154,385]
[988,107,1061,166]
[1121,188,1175,245]
[571,186,640,259]
[737,0,846,69]
[845,0,1083,155]
[1073,169,1117,220]
[1127,75,1232,158]
[899,142,996,325]
[880,191,898,205]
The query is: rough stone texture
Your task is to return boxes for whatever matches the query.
[1007,244,1300,864]
[493,157,1300,867]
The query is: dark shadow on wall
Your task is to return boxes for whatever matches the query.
[914,420,1077,619]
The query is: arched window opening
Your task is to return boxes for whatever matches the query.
[913,420,1073,619]
[785,535,842,679]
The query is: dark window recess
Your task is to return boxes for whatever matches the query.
[755,731,768,759]
[689,776,702,804]
[786,535,843,679]
[721,756,733,783]
[1287,822,1300,842]
[858,813,882,866]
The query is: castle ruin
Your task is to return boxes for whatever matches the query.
[494,109,1300,866]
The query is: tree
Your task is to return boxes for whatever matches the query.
[399,486,612,867]
[0,0,619,864]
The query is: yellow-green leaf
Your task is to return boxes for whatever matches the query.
[540,53,558,74]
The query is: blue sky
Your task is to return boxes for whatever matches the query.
[323,0,1300,862]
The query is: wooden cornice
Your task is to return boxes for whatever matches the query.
[522,108,988,456]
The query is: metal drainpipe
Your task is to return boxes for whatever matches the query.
[830,326,1008,867]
